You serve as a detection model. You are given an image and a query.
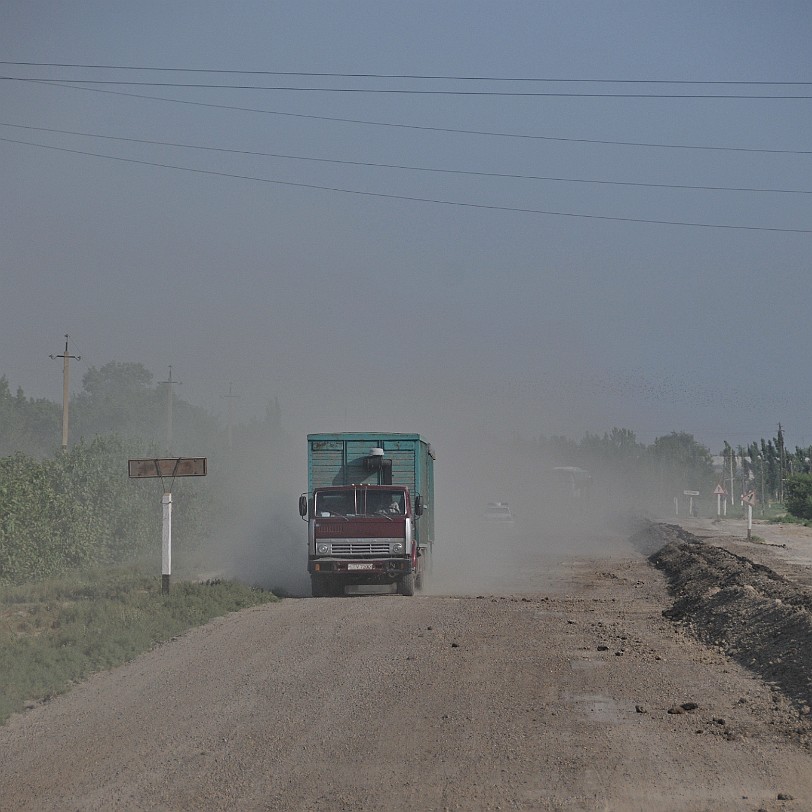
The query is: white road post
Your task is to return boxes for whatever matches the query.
[162,492,172,594]
[674,496,679,516]
[747,503,753,539]
[128,457,206,595]
[717,492,721,517]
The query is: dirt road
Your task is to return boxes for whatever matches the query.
[2,522,812,811]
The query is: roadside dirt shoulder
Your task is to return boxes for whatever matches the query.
[674,516,812,587]
[641,521,812,727]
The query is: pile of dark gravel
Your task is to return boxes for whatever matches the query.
[635,522,812,716]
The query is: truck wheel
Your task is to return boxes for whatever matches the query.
[311,574,328,598]
[398,573,416,596]
[415,548,431,591]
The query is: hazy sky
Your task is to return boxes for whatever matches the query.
[2,2,811,455]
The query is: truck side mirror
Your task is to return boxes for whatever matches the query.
[299,494,308,518]
[414,495,424,516]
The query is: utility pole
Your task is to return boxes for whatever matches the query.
[161,366,181,453]
[223,383,240,452]
[729,448,735,511]
[778,423,786,504]
[49,334,80,451]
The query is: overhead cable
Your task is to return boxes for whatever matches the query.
[1,135,808,233]
[10,80,811,155]
[3,76,811,98]
[0,121,807,195]
[1,62,810,85]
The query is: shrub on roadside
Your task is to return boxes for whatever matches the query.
[784,474,812,522]
[0,435,169,583]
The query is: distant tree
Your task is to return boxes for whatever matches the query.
[0,377,61,457]
[784,474,812,521]
[741,439,778,505]
[607,427,642,456]
[72,362,220,452]
[649,432,714,495]
[776,425,786,501]
[791,446,812,475]
[73,362,159,440]
[536,434,580,467]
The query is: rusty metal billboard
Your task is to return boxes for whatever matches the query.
[127,458,207,478]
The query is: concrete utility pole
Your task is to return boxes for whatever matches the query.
[49,334,80,451]
[161,366,181,453]
[729,451,735,509]
[223,383,240,452]
[778,422,786,504]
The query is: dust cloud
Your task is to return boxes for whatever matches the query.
[188,422,650,599]
[428,431,639,596]
[181,429,312,597]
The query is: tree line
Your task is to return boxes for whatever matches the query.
[722,427,812,520]
[529,428,715,511]
[528,425,812,520]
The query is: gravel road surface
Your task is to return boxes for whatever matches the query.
[2,521,812,811]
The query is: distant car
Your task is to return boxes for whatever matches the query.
[484,502,514,524]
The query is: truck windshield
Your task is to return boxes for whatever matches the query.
[370,490,405,515]
[315,489,406,517]
[316,491,354,516]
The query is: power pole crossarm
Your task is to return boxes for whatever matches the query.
[49,334,80,450]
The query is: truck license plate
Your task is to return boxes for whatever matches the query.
[347,562,373,570]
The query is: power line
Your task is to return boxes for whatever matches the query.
[13,80,811,155]
[1,62,810,85]
[2,135,809,233]
[4,76,812,98]
[1,122,807,195]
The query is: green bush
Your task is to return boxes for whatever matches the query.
[784,474,812,521]
[0,435,207,583]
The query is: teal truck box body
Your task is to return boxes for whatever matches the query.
[299,433,435,596]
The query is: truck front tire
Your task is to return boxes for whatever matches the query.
[311,574,343,597]
[311,574,328,597]
[398,573,416,596]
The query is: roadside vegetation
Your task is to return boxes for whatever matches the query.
[0,363,289,725]
[0,567,277,724]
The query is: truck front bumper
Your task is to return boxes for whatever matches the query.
[308,558,413,579]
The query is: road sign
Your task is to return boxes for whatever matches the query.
[713,484,727,495]
[683,490,700,496]
[127,457,208,595]
[128,457,207,478]
[743,490,757,506]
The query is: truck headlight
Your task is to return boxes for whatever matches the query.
[391,542,404,553]
[317,543,331,555]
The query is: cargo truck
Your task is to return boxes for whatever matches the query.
[299,433,435,597]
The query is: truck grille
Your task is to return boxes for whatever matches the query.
[331,542,392,557]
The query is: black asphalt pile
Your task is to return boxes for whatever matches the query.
[636,522,812,716]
